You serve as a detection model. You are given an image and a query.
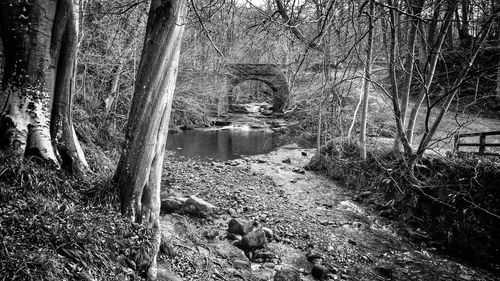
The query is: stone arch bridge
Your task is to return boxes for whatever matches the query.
[226,64,289,112]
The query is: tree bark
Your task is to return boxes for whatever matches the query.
[0,0,87,172]
[388,0,413,156]
[51,0,88,173]
[495,1,500,98]
[392,0,425,153]
[359,0,374,160]
[113,1,187,280]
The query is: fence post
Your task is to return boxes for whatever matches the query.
[479,133,486,154]
[453,134,459,153]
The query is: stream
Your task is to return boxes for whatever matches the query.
[161,105,498,280]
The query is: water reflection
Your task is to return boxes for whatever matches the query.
[166,128,288,161]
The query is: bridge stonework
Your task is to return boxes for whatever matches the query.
[226,64,289,112]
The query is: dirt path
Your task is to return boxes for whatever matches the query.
[160,146,498,281]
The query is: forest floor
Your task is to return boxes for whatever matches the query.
[158,145,499,281]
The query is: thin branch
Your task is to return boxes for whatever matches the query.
[190,0,225,58]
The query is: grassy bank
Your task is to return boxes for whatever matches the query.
[0,156,155,281]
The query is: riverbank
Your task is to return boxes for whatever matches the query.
[157,146,498,280]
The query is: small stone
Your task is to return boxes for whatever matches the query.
[348,239,357,246]
[306,250,323,263]
[264,262,275,269]
[226,233,242,241]
[203,229,218,240]
[301,151,308,156]
[228,208,238,217]
[282,158,291,164]
[261,227,274,239]
[240,229,267,251]
[233,259,251,270]
[292,167,305,174]
[274,268,300,281]
[311,264,329,279]
[273,233,282,242]
[228,218,255,235]
[254,250,276,260]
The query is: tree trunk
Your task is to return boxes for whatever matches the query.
[392,0,425,153]
[359,0,374,160]
[388,0,413,156]
[416,17,492,157]
[0,0,88,173]
[114,1,187,280]
[495,1,500,98]
[51,0,88,173]
[405,1,457,146]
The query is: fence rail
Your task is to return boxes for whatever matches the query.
[454,131,500,155]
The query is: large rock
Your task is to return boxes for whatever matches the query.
[274,268,301,281]
[160,197,187,214]
[181,196,217,217]
[228,218,255,236]
[214,120,232,126]
[240,229,267,251]
[229,104,250,113]
[311,264,329,279]
[213,243,249,263]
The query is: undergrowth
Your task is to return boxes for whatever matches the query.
[306,140,500,272]
[0,157,155,281]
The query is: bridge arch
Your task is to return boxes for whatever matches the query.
[226,64,289,112]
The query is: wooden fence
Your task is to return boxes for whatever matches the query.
[453,131,500,155]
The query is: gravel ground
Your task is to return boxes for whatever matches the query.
[158,145,499,281]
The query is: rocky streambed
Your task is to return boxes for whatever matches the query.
[155,145,498,281]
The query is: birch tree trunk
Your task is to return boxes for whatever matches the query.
[359,0,374,160]
[0,0,88,173]
[113,1,187,280]
[388,0,413,156]
[392,0,425,153]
